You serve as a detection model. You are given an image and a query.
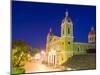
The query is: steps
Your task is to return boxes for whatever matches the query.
[63,53,96,70]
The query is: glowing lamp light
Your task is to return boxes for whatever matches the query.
[41,50,45,54]
[34,53,41,60]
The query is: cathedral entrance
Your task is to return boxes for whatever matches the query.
[48,50,58,66]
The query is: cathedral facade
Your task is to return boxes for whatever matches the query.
[45,11,96,66]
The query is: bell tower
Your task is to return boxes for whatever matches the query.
[61,11,73,37]
[47,28,53,43]
[88,27,96,43]
[46,28,53,52]
[61,10,74,58]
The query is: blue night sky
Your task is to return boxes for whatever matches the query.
[12,1,96,49]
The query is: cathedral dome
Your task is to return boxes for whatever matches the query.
[88,26,96,43]
[89,31,95,35]
[62,10,71,23]
[88,27,95,36]
[62,16,71,24]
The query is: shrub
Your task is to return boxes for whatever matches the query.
[11,67,25,75]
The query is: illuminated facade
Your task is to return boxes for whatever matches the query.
[45,11,96,66]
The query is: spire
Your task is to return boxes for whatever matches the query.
[47,27,53,36]
[65,9,68,17]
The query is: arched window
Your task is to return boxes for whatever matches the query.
[68,28,70,34]
[68,19,70,23]
[68,41,70,45]
[63,29,64,35]
[54,55,55,65]
[77,48,80,52]
[62,42,64,45]
[62,57,63,61]
[90,37,91,41]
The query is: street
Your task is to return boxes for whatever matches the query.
[24,60,64,73]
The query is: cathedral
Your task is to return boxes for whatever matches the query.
[45,11,96,66]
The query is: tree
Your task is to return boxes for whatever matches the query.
[32,48,40,56]
[12,40,30,67]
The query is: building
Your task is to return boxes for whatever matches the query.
[45,11,96,66]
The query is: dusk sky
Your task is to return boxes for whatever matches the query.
[12,1,96,49]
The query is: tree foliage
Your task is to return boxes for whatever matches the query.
[30,48,40,56]
[12,40,30,67]
[11,67,25,75]
[12,40,41,68]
